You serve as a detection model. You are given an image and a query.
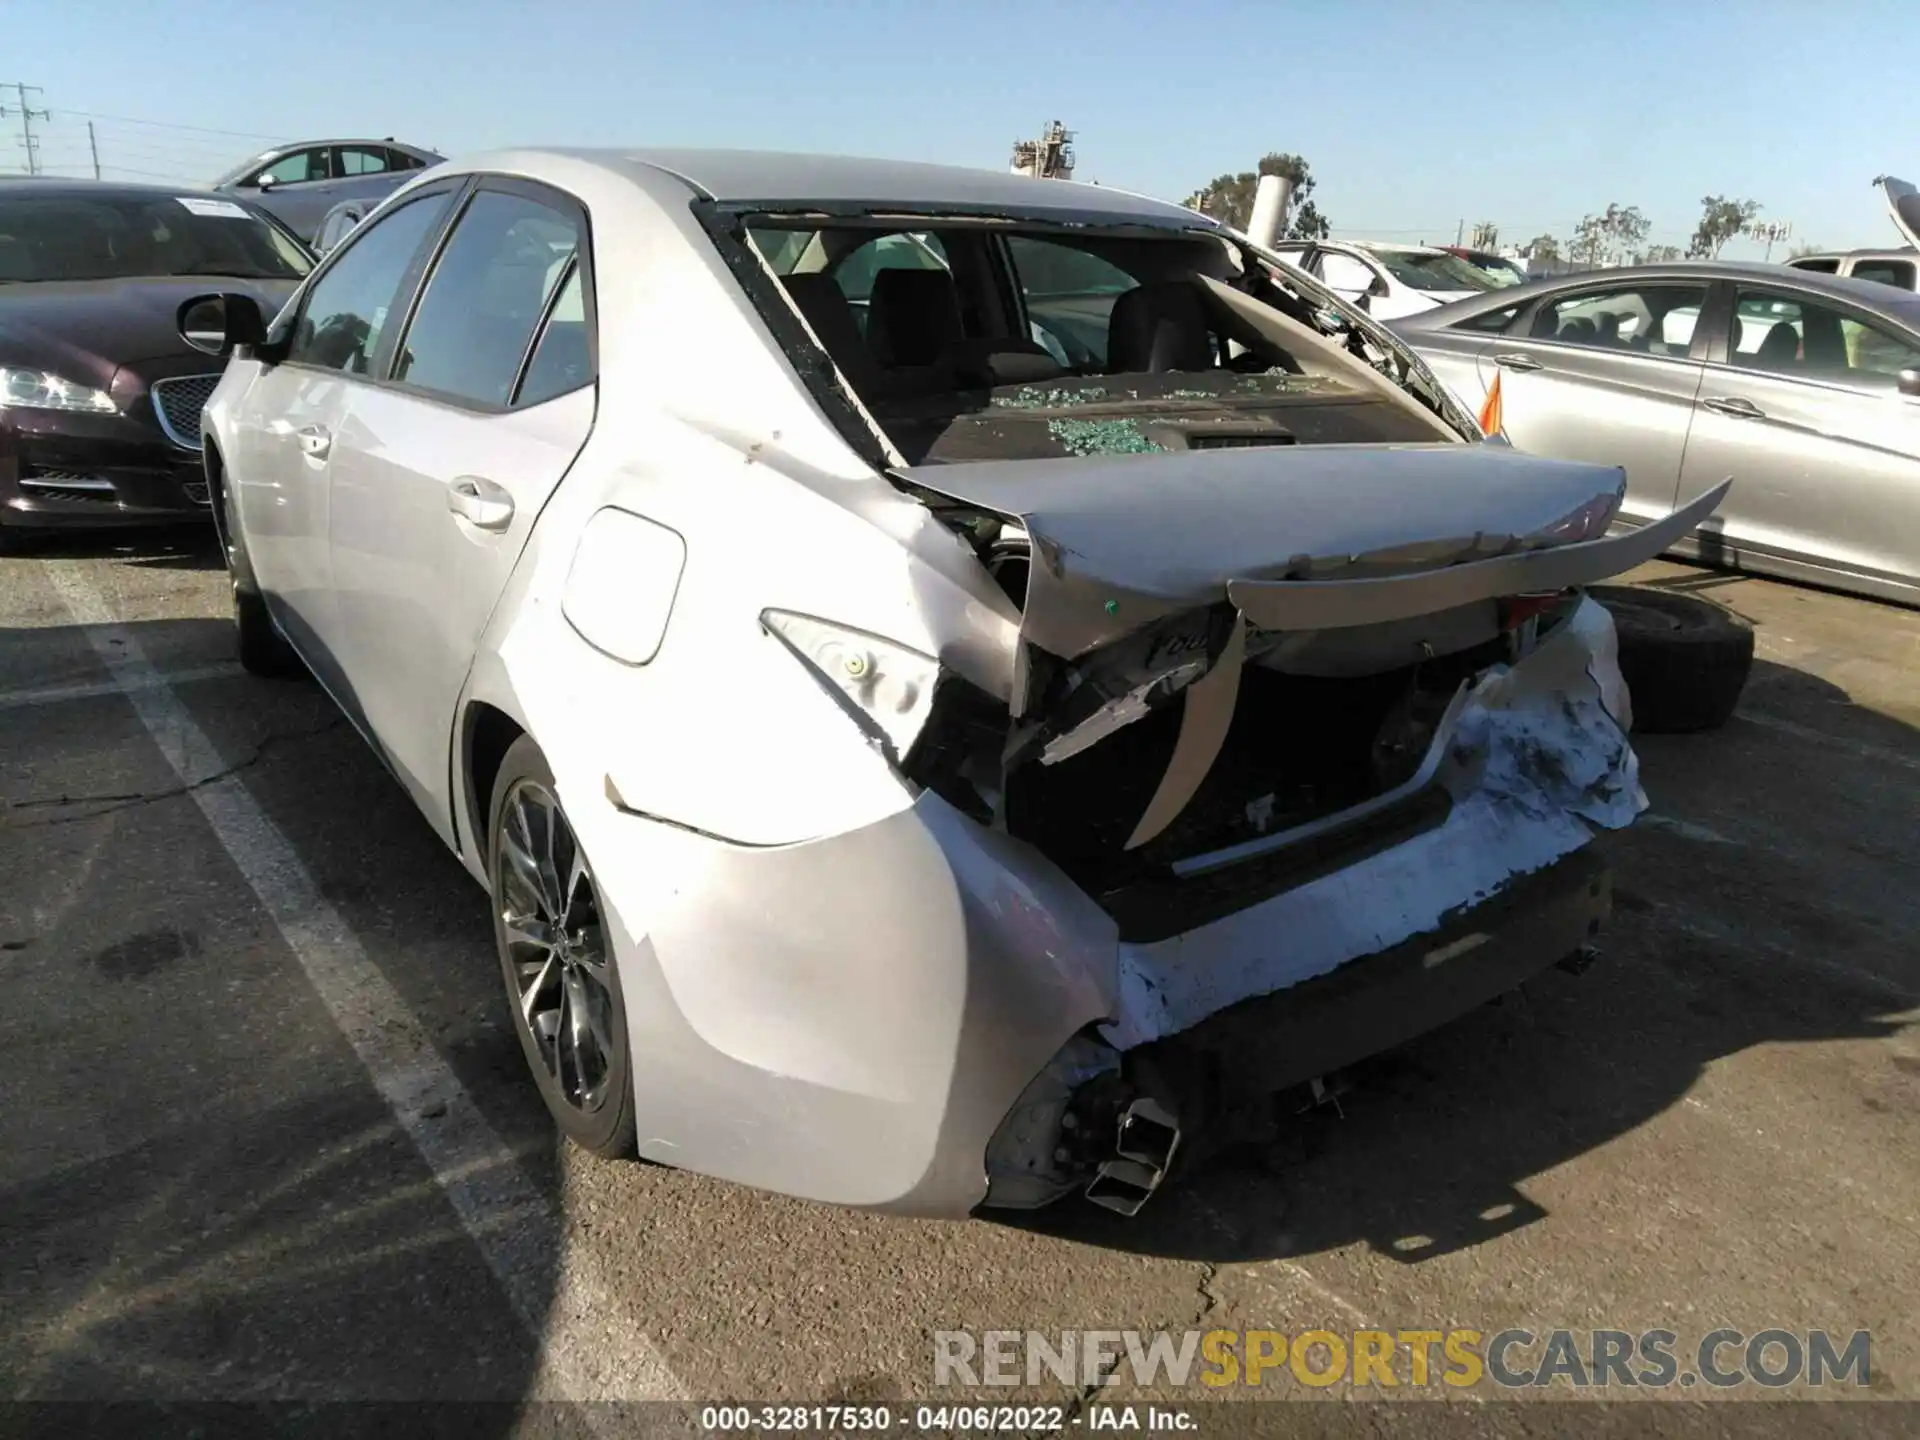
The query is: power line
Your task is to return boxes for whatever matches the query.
[0,82,50,175]
[61,108,288,143]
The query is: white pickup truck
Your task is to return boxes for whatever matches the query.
[1785,175,1919,291]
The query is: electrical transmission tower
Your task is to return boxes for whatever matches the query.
[0,82,49,174]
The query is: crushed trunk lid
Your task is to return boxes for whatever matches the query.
[898,442,1731,664]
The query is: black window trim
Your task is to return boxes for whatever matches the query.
[1700,278,1920,397]
[1510,278,1717,363]
[273,177,471,368]
[378,172,599,416]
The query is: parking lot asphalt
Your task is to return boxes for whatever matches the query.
[2,527,1915,1426]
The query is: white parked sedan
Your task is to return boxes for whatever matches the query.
[182,148,1724,1218]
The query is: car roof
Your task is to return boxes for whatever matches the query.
[1793,247,1919,260]
[1392,259,1920,329]
[505,147,1212,229]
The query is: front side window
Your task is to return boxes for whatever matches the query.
[1316,252,1379,294]
[1005,235,1138,368]
[1731,289,1920,388]
[1452,302,1524,334]
[0,194,312,284]
[1532,284,1708,356]
[336,146,392,178]
[260,149,329,186]
[392,188,582,406]
[288,192,452,374]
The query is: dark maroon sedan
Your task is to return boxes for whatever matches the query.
[0,180,311,548]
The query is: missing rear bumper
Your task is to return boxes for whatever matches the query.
[981,843,1610,1217]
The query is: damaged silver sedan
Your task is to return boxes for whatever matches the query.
[185,148,1728,1218]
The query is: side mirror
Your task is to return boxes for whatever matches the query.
[178,292,270,358]
[254,174,277,191]
[1899,368,1920,398]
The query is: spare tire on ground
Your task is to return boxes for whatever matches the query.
[1587,585,1755,734]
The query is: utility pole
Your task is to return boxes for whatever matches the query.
[88,120,100,179]
[1455,218,1464,246]
[0,82,49,175]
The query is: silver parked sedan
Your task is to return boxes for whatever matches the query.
[210,138,444,243]
[1394,263,1920,606]
[179,148,1721,1219]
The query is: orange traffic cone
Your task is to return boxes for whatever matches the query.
[1478,370,1504,438]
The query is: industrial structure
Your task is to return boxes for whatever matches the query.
[1010,121,1074,180]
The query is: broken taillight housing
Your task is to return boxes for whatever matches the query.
[760,610,942,762]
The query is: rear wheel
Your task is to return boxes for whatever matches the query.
[1590,584,1754,734]
[489,736,636,1157]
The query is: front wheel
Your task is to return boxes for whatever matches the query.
[233,582,302,678]
[489,736,636,1157]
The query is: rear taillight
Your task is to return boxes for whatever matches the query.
[1498,591,1569,630]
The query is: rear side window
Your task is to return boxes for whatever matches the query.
[1849,259,1916,290]
[515,266,593,406]
[1005,235,1138,367]
[1787,257,1840,275]
[1730,288,1920,388]
[393,188,584,407]
[335,146,392,177]
[289,192,452,373]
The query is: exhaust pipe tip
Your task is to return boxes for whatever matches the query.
[1085,1159,1163,1216]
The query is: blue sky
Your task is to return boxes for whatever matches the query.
[6,0,1909,256]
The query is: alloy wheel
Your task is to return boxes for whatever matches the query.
[494,779,617,1114]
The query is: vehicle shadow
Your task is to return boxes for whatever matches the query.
[0,522,221,572]
[1008,658,1916,1265]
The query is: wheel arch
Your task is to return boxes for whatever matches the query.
[458,698,527,866]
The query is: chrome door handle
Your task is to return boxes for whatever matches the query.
[446,476,515,532]
[296,424,331,457]
[1492,352,1543,372]
[1702,396,1765,420]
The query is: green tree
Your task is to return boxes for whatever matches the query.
[1525,234,1561,263]
[1572,204,1651,267]
[1687,196,1762,259]
[1190,153,1332,239]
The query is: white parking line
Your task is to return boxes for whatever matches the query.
[0,661,244,713]
[44,564,686,1404]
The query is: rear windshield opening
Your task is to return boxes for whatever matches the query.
[724,214,1467,465]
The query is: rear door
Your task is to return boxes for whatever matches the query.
[325,177,596,841]
[1481,279,1711,526]
[226,184,460,672]
[1675,282,1920,585]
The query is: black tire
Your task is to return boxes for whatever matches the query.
[218,468,303,679]
[488,735,637,1158]
[1589,584,1755,734]
[233,584,303,678]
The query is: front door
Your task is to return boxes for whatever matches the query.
[227,186,459,675]
[1675,283,1920,585]
[1487,279,1710,526]
[325,179,597,841]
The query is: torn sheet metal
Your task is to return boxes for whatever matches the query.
[1228,479,1731,633]
[1102,597,1645,1051]
[898,443,1641,661]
